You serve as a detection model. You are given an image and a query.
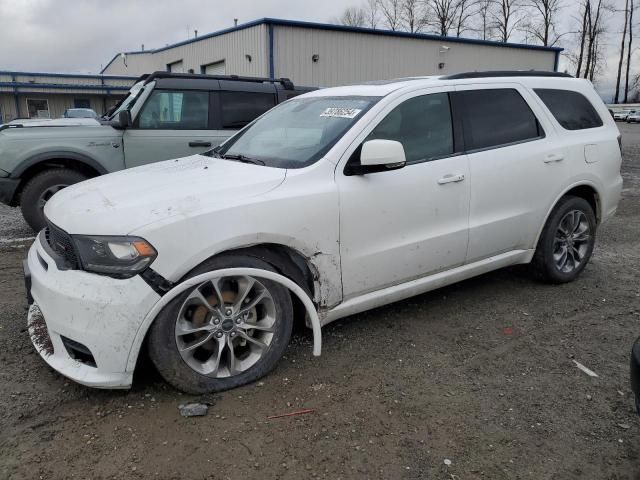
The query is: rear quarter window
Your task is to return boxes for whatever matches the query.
[534,89,603,130]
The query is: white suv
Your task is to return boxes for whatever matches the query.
[25,71,623,393]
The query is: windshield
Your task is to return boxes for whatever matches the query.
[107,81,146,119]
[212,96,380,168]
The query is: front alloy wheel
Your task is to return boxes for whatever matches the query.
[148,254,293,394]
[175,276,277,378]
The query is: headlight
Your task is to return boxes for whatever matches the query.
[72,235,157,278]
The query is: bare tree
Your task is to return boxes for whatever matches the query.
[455,0,479,36]
[475,0,495,39]
[428,0,459,35]
[524,0,564,46]
[615,0,630,103]
[582,0,605,80]
[575,0,590,76]
[400,0,427,32]
[364,0,380,27]
[338,6,367,26]
[492,0,524,42]
[624,0,634,101]
[379,0,403,30]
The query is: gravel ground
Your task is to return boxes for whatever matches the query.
[0,125,639,479]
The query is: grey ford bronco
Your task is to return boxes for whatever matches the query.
[0,72,312,230]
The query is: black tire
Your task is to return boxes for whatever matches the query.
[147,254,294,394]
[20,169,89,231]
[530,195,597,283]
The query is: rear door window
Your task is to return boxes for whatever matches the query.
[219,91,276,129]
[456,88,543,151]
[534,89,604,130]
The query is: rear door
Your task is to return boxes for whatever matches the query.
[123,89,228,168]
[453,84,567,263]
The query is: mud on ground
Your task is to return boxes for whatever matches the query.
[0,125,639,479]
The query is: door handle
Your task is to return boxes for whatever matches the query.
[437,173,465,185]
[544,153,564,163]
[189,141,212,147]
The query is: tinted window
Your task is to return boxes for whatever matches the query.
[535,89,603,130]
[366,93,454,163]
[458,89,542,150]
[220,91,276,129]
[138,90,208,129]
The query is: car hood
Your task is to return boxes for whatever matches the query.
[45,155,287,235]
[6,118,100,127]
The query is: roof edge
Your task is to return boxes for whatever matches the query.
[0,70,137,80]
[99,17,563,73]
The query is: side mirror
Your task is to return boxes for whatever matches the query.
[110,110,131,129]
[346,139,406,175]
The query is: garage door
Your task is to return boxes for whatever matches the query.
[167,60,184,73]
[203,61,226,75]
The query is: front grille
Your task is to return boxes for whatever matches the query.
[44,222,79,269]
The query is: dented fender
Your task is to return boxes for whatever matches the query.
[126,267,322,372]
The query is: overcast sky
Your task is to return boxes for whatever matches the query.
[0,0,629,99]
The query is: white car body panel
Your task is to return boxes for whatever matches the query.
[28,74,623,389]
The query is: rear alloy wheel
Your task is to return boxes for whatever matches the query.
[531,196,596,283]
[148,255,293,393]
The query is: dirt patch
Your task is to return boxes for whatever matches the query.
[27,304,54,356]
[0,125,639,479]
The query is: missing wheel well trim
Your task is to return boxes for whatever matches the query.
[563,186,600,223]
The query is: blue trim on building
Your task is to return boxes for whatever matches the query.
[0,82,131,91]
[0,70,137,80]
[100,17,563,73]
[268,24,275,80]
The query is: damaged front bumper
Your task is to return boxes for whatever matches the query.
[26,233,160,388]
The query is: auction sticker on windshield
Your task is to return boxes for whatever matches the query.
[320,107,362,119]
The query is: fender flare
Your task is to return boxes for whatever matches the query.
[532,180,601,249]
[125,267,322,373]
[11,151,109,178]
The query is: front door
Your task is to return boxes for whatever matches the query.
[123,89,229,168]
[337,89,470,300]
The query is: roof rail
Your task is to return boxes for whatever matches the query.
[144,71,295,89]
[0,124,24,132]
[441,70,573,80]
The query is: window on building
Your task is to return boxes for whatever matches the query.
[219,91,276,129]
[26,99,50,119]
[201,60,226,75]
[74,99,91,109]
[137,90,209,129]
[457,89,543,151]
[366,93,454,163]
[534,89,604,130]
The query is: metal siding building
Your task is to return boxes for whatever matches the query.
[101,18,561,86]
[0,71,137,123]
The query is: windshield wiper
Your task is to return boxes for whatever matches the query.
[220,153,265,165]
